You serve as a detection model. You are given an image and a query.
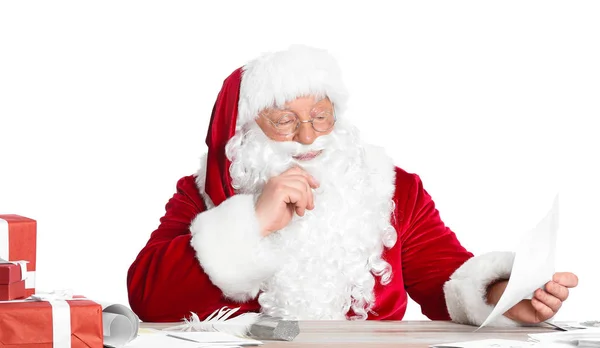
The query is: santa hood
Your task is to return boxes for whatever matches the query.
[204,45,349,207]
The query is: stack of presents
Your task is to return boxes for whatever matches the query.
[0,214,104,347]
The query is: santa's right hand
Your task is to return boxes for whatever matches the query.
[254,166,319,237]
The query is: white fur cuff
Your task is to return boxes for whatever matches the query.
[443,251,521,327]
[190,194,278,302]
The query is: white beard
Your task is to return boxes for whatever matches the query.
[225,121,397,320]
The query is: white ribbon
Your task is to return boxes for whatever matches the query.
[31,289,75,302]
[0,218,8,260]
[26,271,36,289]
[30,290,74,348]
[16,261,28,281]
[49,299,71,348]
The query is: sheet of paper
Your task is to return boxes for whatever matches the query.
[529,328,600,345]
[479,195,559,329]
[430,338,536,348]
[126,329,251,348]
[579,340,600,347]
[549,320,600,331]
[166,331,262,346]
[123,332,202,348]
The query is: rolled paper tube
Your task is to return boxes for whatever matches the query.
[248,316,300,341]
[103,312,135,347]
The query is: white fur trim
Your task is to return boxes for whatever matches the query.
[237,45,349,129]
[190,194,279,302]
[443,251,521,327]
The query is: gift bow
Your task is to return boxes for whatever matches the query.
[31,289,75,302]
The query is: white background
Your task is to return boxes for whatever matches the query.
[1,1,598,322]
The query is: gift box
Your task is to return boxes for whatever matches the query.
[0,261,27,300]
[0,295,104,348]
[0,214,36,296]
[0,280,25,301]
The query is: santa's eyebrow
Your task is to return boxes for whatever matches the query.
[267,97,332,116]
[269,108,297,116]
[267,103,294,113]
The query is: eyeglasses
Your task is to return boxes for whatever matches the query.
[261,110,337,136]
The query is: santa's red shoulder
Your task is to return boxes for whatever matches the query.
[393,166,422,189]
[175,174,203,195]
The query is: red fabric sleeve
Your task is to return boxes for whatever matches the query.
[126,175,258,322]
[394,168,474,320]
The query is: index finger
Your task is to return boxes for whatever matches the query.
[553,272,579,288]
[283,166,319,188]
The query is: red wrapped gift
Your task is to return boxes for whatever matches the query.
[0,293,103,348]
[0,215,36,296]
[0,261,27,300]
[0,281,25,301]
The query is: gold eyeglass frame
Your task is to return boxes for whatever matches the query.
[261,109,337,136]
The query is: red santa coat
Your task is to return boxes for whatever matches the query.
[127,149,517,326]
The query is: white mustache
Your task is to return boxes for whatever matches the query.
[267,135,331,157]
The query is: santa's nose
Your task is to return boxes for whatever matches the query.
[294,122,318,145]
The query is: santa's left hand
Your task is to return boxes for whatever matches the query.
[499,272,579,324]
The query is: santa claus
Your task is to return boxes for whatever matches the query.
[127,45,577,326]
